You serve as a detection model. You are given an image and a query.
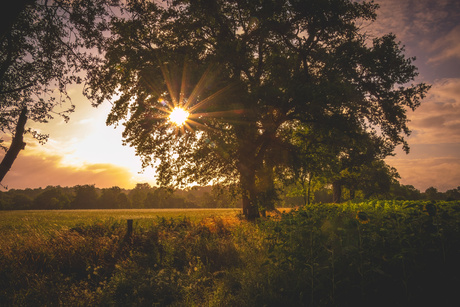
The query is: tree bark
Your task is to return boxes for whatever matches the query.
[258,164,276,216]
[0,107,28,184]
[332,180,342,203]
[240,163,260,221]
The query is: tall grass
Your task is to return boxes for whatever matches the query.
[0,202,459,306]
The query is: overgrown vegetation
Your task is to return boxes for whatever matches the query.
[1,201,459,306]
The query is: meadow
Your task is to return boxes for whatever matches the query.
[1,201,459,306]
[0,208,240,238]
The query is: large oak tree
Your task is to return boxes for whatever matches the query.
[86,0,429,219]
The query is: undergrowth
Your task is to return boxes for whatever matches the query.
[0,201,459,306]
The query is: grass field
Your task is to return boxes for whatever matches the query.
[0,208,240,235]
[1,201,459,306]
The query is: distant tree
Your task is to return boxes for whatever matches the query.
[424,187,441,201]
[72,184,99,209]
[10,192,33,210]
[20,187,45,199]
[210,185,241,208]
[389,183,422,200]
[85,0,429,219]
[129,183,152,208]
[197,191,214,208]
[144,191,159,208]
[99,186,130,209]
[149,187,174,208]
[117,192,130,209]
[445,187,460,201]
[0,0,115,184]
[33,186,70,209]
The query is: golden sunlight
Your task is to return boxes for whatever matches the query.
[169,107,190,126]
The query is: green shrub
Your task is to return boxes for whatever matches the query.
[231,201,460,306]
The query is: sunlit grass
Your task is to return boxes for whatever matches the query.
[0,208,240,240]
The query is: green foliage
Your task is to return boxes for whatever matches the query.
[72,184,99,209]
[249,201,460,306]
[1,202,459,305]
[34,186,71,209]
[99,186,130,209]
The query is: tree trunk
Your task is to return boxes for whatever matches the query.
[242,192,259,221]
[258,164,276,216]
[0,107,27,184]
[240,164,259,221]
[332,180,342,203]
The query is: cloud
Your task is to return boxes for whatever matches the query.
[407,78,460,144]
[428,25,460,63]
[365,0,411,38]
[369,0,460,39]
[387,156,460,192]
[1,152,136,190]
[364,0,460,68]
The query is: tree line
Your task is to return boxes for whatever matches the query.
[0,183,240,211]
[1,182,458,211]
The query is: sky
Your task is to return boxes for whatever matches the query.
[1,0,459,192]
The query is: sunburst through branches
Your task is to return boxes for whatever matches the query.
[142,62,244,136]
[169,107,189,126]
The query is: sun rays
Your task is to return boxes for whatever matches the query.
[144,61,244,136]
[169,107,189,126]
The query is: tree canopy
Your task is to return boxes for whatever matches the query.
[0,0,113,184]
[85,0,429,219]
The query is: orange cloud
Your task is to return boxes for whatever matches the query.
[365,0,460,71]
[387,156,460,192]
[408,78,460,144]
[428,25,460,63]
[369,0,459,38]
[0,152,136,190]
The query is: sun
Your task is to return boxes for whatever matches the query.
[169,107,190,126]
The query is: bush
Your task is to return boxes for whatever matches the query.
[233,201,460,306]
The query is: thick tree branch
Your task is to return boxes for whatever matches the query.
[0,107,28,183]
[0,83,34,95]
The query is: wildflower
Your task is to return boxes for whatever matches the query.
[356,211,369,224]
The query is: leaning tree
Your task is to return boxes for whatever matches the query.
[85,0,429,219]
[0,0,115,184]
